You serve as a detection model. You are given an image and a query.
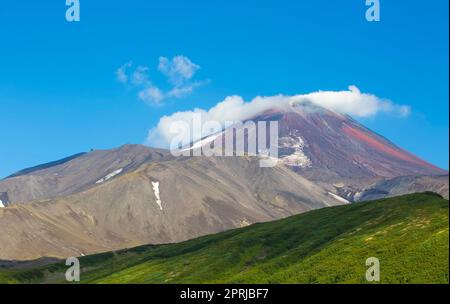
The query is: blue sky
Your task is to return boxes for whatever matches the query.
[0,0,448,178]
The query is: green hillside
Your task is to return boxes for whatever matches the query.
[1,192,448,284]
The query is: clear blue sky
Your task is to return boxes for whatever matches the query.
[0,0,448,178]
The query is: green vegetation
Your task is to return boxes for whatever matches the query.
[1,192,448,284]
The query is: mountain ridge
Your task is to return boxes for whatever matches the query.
[5,152,87,179]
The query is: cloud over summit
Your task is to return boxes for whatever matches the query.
[146,86,411,147]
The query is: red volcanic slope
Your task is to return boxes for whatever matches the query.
[341,124,445,174]
[255,105,447,182]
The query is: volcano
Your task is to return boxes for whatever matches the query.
[263,103,445,181]
[0,102,447,260]
[183,102,447,197]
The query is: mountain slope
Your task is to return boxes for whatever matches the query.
[1,104,446,207]
[186,103,447,191]
[352,174,449,201]
[0,155,344,260]
[6,152,87,179]
[262,104,446,181]
[1,193,447,284]
[0,145,173,205]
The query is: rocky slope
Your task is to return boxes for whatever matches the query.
[0,155,344,260]
[184,102,447,194]
[0,145,172,206]
[350,174,449,201]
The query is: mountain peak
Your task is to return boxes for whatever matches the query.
[186,105,446,186]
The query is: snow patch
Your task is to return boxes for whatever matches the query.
[353,191,363,201]
[240,218,251,227]
[0,200,4,208]
[328,192,350,204]
[280,135,311,168]
[152,181,163,210]
[96,168,123,184]
[180,131,223,152]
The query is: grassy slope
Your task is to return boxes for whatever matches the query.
[1,192,448,284]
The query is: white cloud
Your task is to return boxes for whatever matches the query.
[146,85,411,147]
[131,66,150,86]
[167,80,209,99]
[398,105,412,117]
[138,86,164,105]
[116,62,132,84]
[158,56,200,85]
[116,55,205,105]
[292,85,411,118]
